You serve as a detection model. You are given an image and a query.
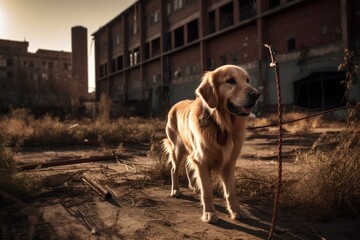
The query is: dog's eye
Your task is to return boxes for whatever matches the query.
[226,78,236,85]
[246,78,250,83]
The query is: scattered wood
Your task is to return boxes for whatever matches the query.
[82,173,112,200]
[18,154,132,171]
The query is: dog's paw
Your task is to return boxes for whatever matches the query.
[188,184,199,194]
[170,189,183,198]
[201,212,218,223]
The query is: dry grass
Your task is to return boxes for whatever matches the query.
[0,108,165,147]
[286,107,360,220]
[248,110,323,133]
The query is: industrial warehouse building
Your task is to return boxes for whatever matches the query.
[0,26,88,114]
[93,0,360,116]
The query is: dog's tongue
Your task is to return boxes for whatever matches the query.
[241,107,252,114]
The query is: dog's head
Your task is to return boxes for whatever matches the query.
[196,65,260,117]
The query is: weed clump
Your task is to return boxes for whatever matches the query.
[288,107,360,220]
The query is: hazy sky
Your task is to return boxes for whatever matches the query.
[0,0,135,91]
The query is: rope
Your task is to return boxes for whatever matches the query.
[264,44,283,240]
[247,104,356,130]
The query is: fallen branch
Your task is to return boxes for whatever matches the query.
[18,154,132,171]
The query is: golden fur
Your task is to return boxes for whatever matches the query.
[163,65,259,223]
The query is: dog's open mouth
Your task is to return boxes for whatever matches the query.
[227,101,253,116]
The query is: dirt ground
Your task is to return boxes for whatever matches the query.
[2,127,360,239]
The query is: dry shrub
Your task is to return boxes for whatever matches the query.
[0,128,41,196]
[146,136,171,182]
[288,107,360,220]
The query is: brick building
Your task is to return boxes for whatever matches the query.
[93,0,360,116]
[0,26,89,113]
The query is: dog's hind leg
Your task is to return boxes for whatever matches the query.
[185,155,198,193]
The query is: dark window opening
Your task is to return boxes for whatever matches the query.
[239,0,256,21]
[145,42,150,60]
[231,52,239,65]
[99,63,108,77]
[151,37,161,57]
[287,37,296,52]
[111,58,116,73]
[174,26,184,48]
[7,71,13,78]
[268,0,280,9]
[294,72,346,109]
[220,55,227,65]
[117,56,123,70]
[187,19,199,43]
[220,2,234,30]
[165,32,172,51]
[7,59,13,67]
[207,58,214,70]
[208,11,216,34]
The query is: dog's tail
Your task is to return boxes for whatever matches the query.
[161,138,173,163]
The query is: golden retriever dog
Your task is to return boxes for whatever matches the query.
[163,65,260,223]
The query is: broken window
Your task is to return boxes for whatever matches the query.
[287,37,296,52]
[174,26,184,48]
[220,2,234,30]
[117,55,123,70]
[152,37,161,57]
[239,0,256,21]
[208,11,216,34]
[187,19,199,43]
[268,0,280,9]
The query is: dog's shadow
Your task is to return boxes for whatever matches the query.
[176,193,270,239]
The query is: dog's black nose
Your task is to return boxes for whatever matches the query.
[249,90,260,101]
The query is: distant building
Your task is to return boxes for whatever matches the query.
[92,0,360,116]
[0,26,90,113]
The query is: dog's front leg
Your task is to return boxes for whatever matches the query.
[221,162,252,220]
[195,163,218,223]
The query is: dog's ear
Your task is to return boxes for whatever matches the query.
[196,71,218,110]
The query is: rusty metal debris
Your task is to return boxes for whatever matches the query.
[18,154,132,171]
[82,173,112,200]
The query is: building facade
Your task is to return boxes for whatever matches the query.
[0,26,89,113]
[93,0,360,116]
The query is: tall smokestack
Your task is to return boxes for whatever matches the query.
[71,26,88,98]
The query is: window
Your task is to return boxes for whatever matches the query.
[112,58,117,73]
[145,42,150,59]
[231,52,239,65]
[7,59,13,67]
[187,19,199,43]
[117,56,123,70]
[174,0,183,11]
[208,11,216,34]
[152,38,161,57]
[134,48,140,65]
[174,26,184,48]
[287,37,296,51]
[7,71,13,78]
[220,55,227,65]
[239,0,256,21]
[220,2,234,30]
[207,58,214,70]
[64,63,71,70]
[268,0,280,9]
